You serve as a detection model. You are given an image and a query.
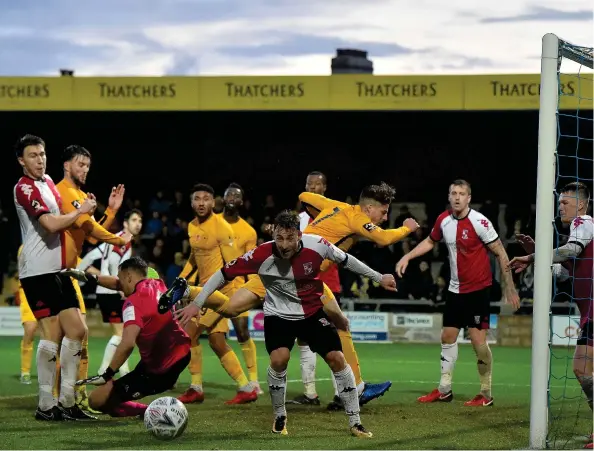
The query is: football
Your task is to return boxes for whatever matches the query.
[144,397,189,440]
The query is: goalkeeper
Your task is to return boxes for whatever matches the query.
[69,258,191,418]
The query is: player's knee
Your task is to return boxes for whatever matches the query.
[573,353,590,378]
[269,349,290,371]
[441,328,458,344]
[208,333,230,357]
[233,319,250,343]
[324,350,346,372]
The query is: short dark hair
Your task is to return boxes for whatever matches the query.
[359,182,396,205]
[119,256,148,277]
[191,183,214,197]
[450,179,472,194]
[62,145,91,164]
[14,134,45,158]
[308,171,327,184]
[560,182,590,201]
[226,182,244,197]
[124,209,143,222]
[274,209,300,231]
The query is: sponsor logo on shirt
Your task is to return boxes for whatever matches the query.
[363,223,377,232]
[31,200,42,211]
[20,184,33,199]
[72,200,81,209]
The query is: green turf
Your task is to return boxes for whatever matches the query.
[0,337,590,449]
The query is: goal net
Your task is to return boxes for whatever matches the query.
[531,34,593,450]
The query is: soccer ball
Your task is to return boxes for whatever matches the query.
[144,397,189,440]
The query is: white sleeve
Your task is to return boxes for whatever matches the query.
[568,217,594,250]
[107,249,123,276]
[299,212,310,232]
[474,215,499,244]
[77,245,105,270]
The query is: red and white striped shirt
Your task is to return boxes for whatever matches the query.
[430,209,498,294]
[14,174,65,278]
[222,234,350,320]
[561,215,593,328]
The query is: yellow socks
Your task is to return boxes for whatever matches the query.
[338,330,363,386]
[239,339,258,383]
[220,350,250,389]
[189,344,203,389]
[20,340,34,375]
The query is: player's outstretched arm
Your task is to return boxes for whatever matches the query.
[299,192,348,212]
[486,239,520,310]
[396,237,434,277]
[351,213,418,247]
[174,271,229,327]
[323,239,396,291]
[38,197,96,233]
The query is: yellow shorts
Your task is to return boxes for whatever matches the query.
[242,276,336,305]
[19,288,36,324]
[197,283,239,334]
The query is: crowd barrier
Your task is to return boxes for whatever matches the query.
[0,306,581,347]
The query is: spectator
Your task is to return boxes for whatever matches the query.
[166,252,185,286]
[144,211,164,237]
[149,190,171,214]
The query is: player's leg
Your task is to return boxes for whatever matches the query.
[21,274,66,420]
[463,287,494,406]
[288,337,321,405]
[301,309,371,438]
[178,318,205,404]
[322,287,391,409]
[72,278,94,411]
[19,288,37,384]
[418,290,461,403]
[265,315,297,435]
[56,273,95,419]
[231,312,262,394]
[98,295,129,375]
[574,321,593,411]
[207,316,257,404]
[90,352,191,417]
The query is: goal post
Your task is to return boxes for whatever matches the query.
[530,33,593,450]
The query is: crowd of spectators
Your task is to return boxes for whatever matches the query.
[2,189,577,316]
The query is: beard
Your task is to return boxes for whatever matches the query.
[224,203,239,215]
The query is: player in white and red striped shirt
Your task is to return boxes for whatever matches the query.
[13,134,97,421]
[396,179,519,407]
[293,170,343,406]
[175,210,397,437]
[510,182,592,446]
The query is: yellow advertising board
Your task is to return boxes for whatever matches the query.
[199,76,330,110]
[72,77,200,111]
[329,75,464,110]
[463,74,593,111]
[0,77,73,110]
[0,74,591,111]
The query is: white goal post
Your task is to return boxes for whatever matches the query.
[530,33,594,450]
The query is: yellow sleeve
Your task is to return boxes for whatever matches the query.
[95,207,118,230]
[245,227,258,252]
[218,220,243,264]
[298,193,349,212]
[348,211,412,247]
[59,186,124,246]
[179,249,197,279]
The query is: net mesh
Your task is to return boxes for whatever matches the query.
[547,38,593,450]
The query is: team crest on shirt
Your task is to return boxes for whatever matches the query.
[462,229,469,240]
[72,200,81,209]
[20,184,33,199]
[474,316,480,324]
[303,262,313,275]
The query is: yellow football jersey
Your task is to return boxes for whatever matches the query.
[180,213,243,288]
[221,213,257,282]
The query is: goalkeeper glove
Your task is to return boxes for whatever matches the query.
[158,277,189,314]
[76,367,117,386]
[60,268,88,282]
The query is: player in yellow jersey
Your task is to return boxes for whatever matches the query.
[56,145,130,414]
[219,183,262,394]
[177,183,258,405]
[298,181,419,407]
[17,245,37,385]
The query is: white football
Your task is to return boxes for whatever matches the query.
[144,396,189,441]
